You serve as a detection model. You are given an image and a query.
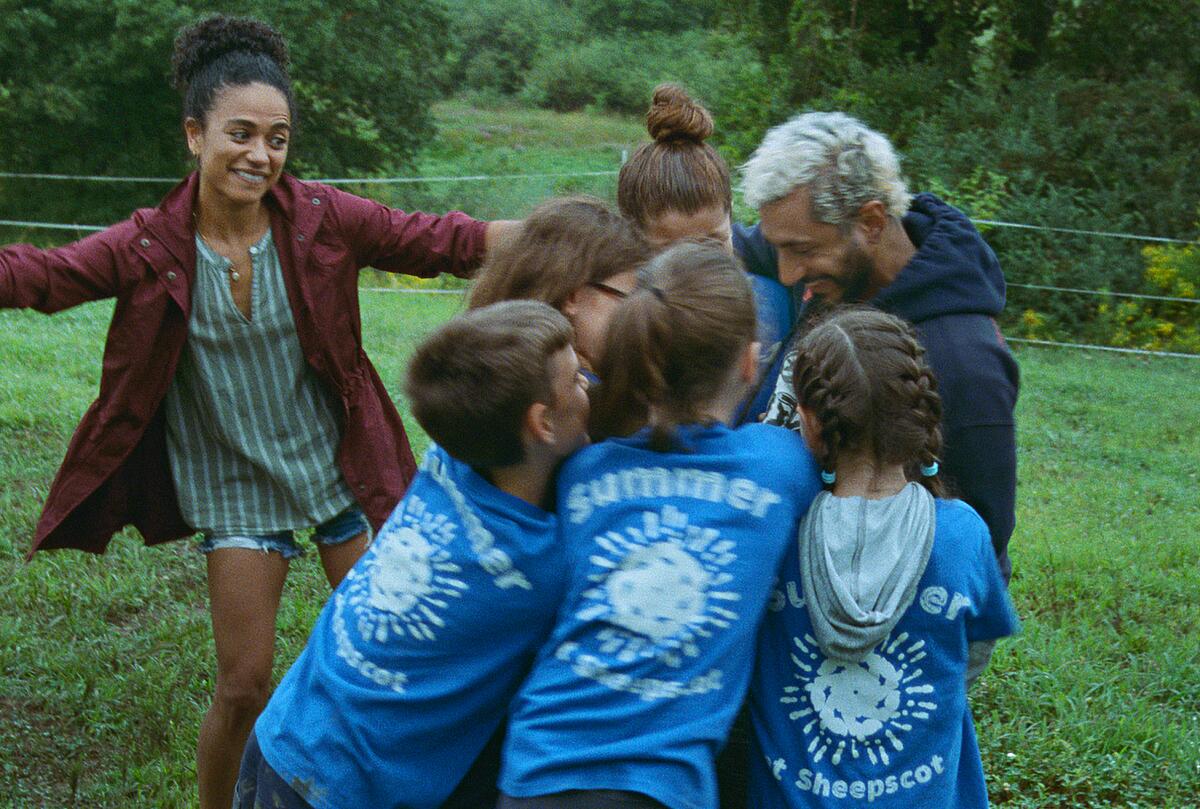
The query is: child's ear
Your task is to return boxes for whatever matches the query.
[798,406,824,453]
[523,401,555,447]
[562,288,582,319]
[739,341,760,385]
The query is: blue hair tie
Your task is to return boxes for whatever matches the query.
[820,469,837,485]
[920,461,939,477]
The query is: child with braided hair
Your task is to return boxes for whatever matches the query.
[746,307,1018,809]
[496,242,822,809]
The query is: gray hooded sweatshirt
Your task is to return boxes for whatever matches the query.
[798,482,936,663]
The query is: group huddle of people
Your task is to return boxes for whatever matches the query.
[0,14,1021,809]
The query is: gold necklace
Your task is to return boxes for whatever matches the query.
[192,210,244,282]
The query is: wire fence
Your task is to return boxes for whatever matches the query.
[3,168,1195,246]
[1006,283,1198,305]
[347,287,1200,359]
[3,168,1197,359]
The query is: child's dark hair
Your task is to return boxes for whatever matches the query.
[468,196,649,311]
[617,84,732,229]
[407,301,573,469]
[792,307,945,495]
[171,15,297,127]
[592,241,755,450]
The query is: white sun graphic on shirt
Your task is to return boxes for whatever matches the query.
[343,495,468,644]
[781,632,938,766]
[576,504,740,668]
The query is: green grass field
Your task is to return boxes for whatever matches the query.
[3,100,1199,808]
[1,293,1197,807]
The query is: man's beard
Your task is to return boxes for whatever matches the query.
[833,241,875,303]
[800,243,877,334]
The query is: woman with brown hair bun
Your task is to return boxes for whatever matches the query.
[618,84,733,251]
[617,84,793,422]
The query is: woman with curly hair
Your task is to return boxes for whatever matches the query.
[0,14,511,807]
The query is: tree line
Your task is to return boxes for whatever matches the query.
[1,0,1197,349]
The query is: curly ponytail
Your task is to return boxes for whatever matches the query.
[792,307,946,496]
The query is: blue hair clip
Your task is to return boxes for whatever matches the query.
[920,461,939,477]
[820,469,837,485]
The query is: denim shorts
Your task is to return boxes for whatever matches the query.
[234,729,316,809]
[197,505,371,559]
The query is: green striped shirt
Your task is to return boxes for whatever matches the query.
[163,230,353,535]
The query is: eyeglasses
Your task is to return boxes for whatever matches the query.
[587,281,630,299]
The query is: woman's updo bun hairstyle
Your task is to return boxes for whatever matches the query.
[617,83,731,229]
[171,14,296,127]
[645,83,714,144]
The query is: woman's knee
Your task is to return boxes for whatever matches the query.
[213,666,272,719]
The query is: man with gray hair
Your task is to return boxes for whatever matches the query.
[738,111,1018,583]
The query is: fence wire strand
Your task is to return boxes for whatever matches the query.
[1008,282,1198,304]
[3,170,1197,359]
[1003,337,1198,359]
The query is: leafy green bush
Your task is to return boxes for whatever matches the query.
[521,30,764,116]
[1094,237,1200,353]
[521,34,651,113]
[444,0,580,98]
[567,0,719,35]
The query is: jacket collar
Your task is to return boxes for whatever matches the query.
[139,172,200,269]
[138,171,326,255]
[130,173,328,316]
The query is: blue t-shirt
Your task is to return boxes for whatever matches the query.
[748,499,1019,809]
[500,423,822,809]
[254,446,563,809]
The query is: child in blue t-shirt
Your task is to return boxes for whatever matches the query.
[498,242,823,809]
[747,307,1019,809]
[232,301,592,809]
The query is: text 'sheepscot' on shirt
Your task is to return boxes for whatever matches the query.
[748,498,1018,809]
[253,445,563,809]
[501,423,822,809]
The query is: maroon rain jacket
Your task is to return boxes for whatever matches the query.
[0,172,487,557]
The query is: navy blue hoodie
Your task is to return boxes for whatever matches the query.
[736,194,1018,581]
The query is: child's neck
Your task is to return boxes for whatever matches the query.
[661,381,745,429]
[832,455,908,500]
[489,461,554,509]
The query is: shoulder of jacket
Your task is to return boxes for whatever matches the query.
[92,209,161,248]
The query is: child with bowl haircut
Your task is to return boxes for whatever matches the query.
[234,300,591,809]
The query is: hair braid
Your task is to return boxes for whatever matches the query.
[897,330,945,496]
[792,306,946,495]
[792,331,868,479]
